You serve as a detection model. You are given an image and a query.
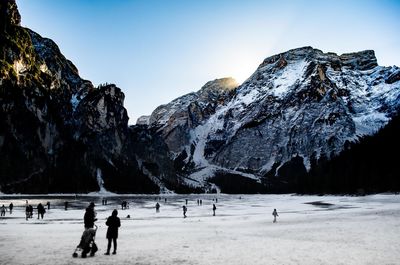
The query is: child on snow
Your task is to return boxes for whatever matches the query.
[272,209,279,223]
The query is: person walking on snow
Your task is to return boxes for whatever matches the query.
[0,205,6,216]
[104,209,121,255]
[155,202,160,213]
[9,203,13,214]
[212,204,217,216]
[84,202,97,229]
[37,203,46,219]
[272,209,279,223]
[182,205,187,218]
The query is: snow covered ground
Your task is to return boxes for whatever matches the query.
[0,194,399,265]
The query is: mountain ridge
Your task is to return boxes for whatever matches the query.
[1,0,399,194]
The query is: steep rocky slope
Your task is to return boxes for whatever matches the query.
[148,47,400,193]
[0,0,178,193]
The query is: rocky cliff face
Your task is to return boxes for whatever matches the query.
[149,78,237,154]
[148,47,400,193]
[0,0,178,193]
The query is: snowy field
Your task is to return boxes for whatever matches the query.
[0,194,399,265]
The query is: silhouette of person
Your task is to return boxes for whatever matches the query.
[37,203,45,219]
[212,204,217,216]
[0,205,6,216]
[29,205,33,218]
[64,201,69,211]
[272,209,279,223]
[182,205,187,218]
[155,202,160,213]
[25,204,30,220]
[105,209,121,255]
[9,203,13,214]
[84,202,97,229]
[185,199,188,205]
[200,200,202,206]
[46,201,50,210]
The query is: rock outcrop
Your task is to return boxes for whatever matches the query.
[0,0,177,193]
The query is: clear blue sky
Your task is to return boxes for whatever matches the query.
[17,0,400,124]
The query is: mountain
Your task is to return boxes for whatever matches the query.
[0,0,181,193]
[147,47,400,193]
[1,0,399,194]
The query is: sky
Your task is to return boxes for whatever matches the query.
[17,0,400,124]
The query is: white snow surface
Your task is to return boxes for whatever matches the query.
[0,194,399,265]
[272,59,308,97]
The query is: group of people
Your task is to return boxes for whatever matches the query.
[1,203,12,216]
[121,201,129,210]
[81,202,120,257]
[1,200,67,220]
[0,198,279,223]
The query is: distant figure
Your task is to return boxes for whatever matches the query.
[215,198,218,203]
[105,209,121,255]
[25,204,30,220]
[239,196,242,200]
[9,203,13,214]
[200,200,202,206]
[212,204,217,216]
[105,199,107,205]
[182,205,187,218]
[155,202,160,213]
[165,198,167,203]
[29,205,33,218]
[37,203,46,219]
[197,199,200,206]
[64,201,69,211]
[121,201,128,210]
[102,199,105,205]
[185,199,188,205]
[0,205,6,216]
[46,201,50,210]
[126,215,130,219]
[84,202,97,229]
[272,209,279,223]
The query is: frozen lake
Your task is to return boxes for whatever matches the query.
[0,194,399,265]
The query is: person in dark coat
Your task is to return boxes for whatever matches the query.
[37,203,46,219]
[46,201,50,210]
[9,203,13,214]
[25,204,30,220]
[272,208,279,223]
[84,202,97,229]
[212,204,217,216]
[155,202,160,213]
[182,205,187,218]
[28,205,33,218]
[104,209,121,255]
[0,205,6,216]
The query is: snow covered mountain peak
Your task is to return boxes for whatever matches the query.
[147,47,400,189]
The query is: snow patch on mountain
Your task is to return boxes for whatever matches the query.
[273,59,308,97]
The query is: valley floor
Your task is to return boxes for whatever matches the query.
[0,194,399,265]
